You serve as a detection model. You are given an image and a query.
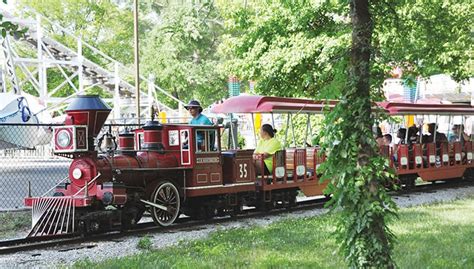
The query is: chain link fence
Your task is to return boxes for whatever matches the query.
[0,123,139,211]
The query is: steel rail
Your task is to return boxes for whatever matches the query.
[0,197,330,255]
[0,179,472,255]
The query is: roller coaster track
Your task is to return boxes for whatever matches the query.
[0,5,185,120]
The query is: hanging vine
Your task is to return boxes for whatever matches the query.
[319,1,397,268]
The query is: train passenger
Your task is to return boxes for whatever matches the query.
[423,123,447,145]
[375,127,384,146]
[378,133,392,158]
[396,128,407,144]
[253,124,282,175]
[449,124,469,143]
[185,100,213,149]
[393,128,406,162]
[407,125,419,144]
[383,134,392,146]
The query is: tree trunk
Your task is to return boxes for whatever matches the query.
[348,0,394,267]
[350,0,372,137]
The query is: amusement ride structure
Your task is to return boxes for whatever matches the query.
[0,5,184,121]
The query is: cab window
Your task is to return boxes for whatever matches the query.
[181,130,189,149]
[195,129,218,152]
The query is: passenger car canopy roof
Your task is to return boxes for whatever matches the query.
[212,96,474,115]
[211,95,336,114]
[377,102,474,115]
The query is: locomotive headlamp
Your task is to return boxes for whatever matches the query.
[72,168,82,179]
[57,130,71,148]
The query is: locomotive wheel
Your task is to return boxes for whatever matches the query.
[150,181,180,226]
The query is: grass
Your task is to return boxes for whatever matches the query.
[137,235,153,251]
[70,197,474,268]
[0,211,31,239]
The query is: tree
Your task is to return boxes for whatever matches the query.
[221,0,472,99]
[141,1,228,107]
[20,0,140,64]
[1,0,27,38]
[18,0,228,108]
[222,3,396,267]
[319,0,397,267]
[12,0,138,99]
[219,1,350,99]
[371,0,473,83]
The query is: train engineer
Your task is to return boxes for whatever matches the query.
[185,100,213,148]
[185,100,212,125]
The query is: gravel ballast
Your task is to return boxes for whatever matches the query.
[1,184,474,269]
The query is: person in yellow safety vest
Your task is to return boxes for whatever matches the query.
[253,124,282,174]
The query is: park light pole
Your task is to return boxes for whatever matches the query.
[133,0,140,125]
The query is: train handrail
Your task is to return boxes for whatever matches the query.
[72,173,101,197]
[39,176,69,197]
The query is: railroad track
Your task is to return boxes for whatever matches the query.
[1,179,472,255]
[0,196,330,255]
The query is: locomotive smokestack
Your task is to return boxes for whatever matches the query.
[65,95,112,150]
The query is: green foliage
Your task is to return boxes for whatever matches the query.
[319,97,398,268]
[220,128,246,149]
[141,1,228,107]
[21,0,138,64]
[372,0,474,82]
[220,1,350,99]
[21,0,229,108]
[279,114,324,147]
[317,1,398,267]
[0,0,27,38]
[73,197,474,268]
[16,0,137,100]
[137,235,153,251]
[238,133,246,149]
[223,1,471,267]
[221,1,473,99]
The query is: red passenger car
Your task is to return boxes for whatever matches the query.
[378,101,474,187]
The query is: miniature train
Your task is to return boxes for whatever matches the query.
[24,95,474,237]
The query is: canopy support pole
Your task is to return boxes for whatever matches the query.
[230,113,237,149]
[404,117,408,144]
[251,113,257,148]
[447,116,452,141]
[284,113,290,147]
[304,113,310,147]
[419,115,424,144]
[290,114,296,147]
